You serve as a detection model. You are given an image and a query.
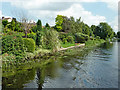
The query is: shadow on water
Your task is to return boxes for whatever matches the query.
[2,42,118,88]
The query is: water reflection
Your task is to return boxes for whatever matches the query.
[2,42,118,88]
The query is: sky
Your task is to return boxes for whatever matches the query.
[0,0,119,33]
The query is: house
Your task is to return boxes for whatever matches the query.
[2,17,12,22]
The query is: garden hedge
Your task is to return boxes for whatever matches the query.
[23,38,36,53]
[2,34,25,56]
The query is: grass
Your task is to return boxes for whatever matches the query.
[61,43,75,48]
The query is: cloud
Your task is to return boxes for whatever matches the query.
[101,0,118,11]
[27,4,106,26]
[109,16,118,33]
[3,0,118,11]
[1,0,117,32]
[0,10,2,18]
[57,4,106,26]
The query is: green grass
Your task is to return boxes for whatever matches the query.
[61,43,75,48]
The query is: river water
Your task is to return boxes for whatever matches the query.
[2,42,119,89]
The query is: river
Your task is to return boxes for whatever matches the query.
[2,42,119,89]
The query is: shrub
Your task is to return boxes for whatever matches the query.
[96,36,100,40]
[23,38,36,53]
[42,29,60,52]
[59,33,67,41]
[63,38,68,44]
[36,31,44,46]
[27,32,36,42]
[85,39,105,46]
[2,34,25,56]
[67,36,74,43]
[75,33,89,43]
[59,33,75,44]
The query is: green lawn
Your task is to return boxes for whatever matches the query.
[61,43,75,48]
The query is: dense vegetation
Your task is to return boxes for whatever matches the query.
[1,15,116,62]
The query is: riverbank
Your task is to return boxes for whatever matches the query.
[2,39,105,68]
[59,43,85,51]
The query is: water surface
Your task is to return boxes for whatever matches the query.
[2,42,118,89]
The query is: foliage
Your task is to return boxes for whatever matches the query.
[82,24,90,35]
[67,35,74,43]
[31,26,37,33]
[36,31,43,46]
[41,29,60,52]
[27,32,36,42]
[75,33,89,43]
[55,15,64,31]
[93,22,114,39]
[61,43,75,48]
[85,39,105,46]
[37,19,42,31]
[117,31,120,38]
[2,20,8,27]
[2,34,25,56]
[45,23,50,29]
[10,19,16,31]
[59,33,74,44]
[23,38,36,53]
[2,53,16,61]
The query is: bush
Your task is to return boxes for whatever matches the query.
[41,29,60,52]
[63,38,68,44]
[67,36,74,43]
[59,33,74,44]
[2,34,25,56]
[23,38,36,53]
[27,32,36,42]
[36,31,43,46]
[85,39,105,46]
[75,33,89,43]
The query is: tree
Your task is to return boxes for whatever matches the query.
[12,10,32,38]
[45,23,50,29]
[82,24,90,35]
[2,20,8,27]
[117,31,120,38]
[62,16,71,32]
[75,17,83,33]
[37,19,42,31]
[94,22,114,39]
[36,19,43,46]
[10,19,16,31]
[69,16,76,34]
[55,15,64,31]
[91,25,96,32]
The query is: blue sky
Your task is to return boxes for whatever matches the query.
[0,0,118,32]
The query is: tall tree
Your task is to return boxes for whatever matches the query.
[11,19,16,31]
[45,23,50,29]
[55,15,64,32]
[37,19,42,31]
[94,22,114,39]
[82,24,90,35]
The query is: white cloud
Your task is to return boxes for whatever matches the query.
[27,4,106,26]
[101,0,118,11]
[0,10,2,18]
[3,0,118,11]
[57,4,106,26]
[109,16,118,33]
[1,0,117,30]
